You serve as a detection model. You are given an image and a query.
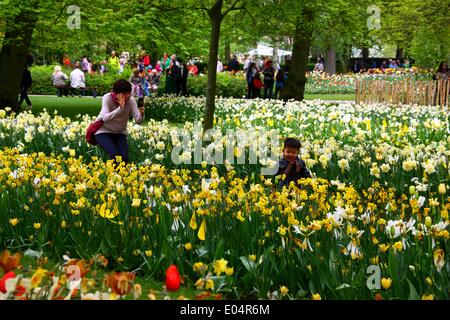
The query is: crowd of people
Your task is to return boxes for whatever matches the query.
[351,58,412,73]
[52,51,201,100]
[243,55,287,99]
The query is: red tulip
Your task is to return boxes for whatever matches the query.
[165,265,180,291]
[0,271,16,293]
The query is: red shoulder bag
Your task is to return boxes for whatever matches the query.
[86,119,104,145]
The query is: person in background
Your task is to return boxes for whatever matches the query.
[100,60,108,74]
[274,68,286,100]
[19,64,33,110]
[149,69,161,94]
[181,59,189,96]
[244,55,252,72]
[187,62,198,76]
[161,53,171,72]
[94,79,144,165]
[403,59,411,69]
[143,52,151,68]
[108,51,120,71]
[141,69,150,97]
[380,60,388,70]
[252,72,264,99]
[63,54,71,68]
[254,56,263,70]
[262,59,275,99]
[217,58,224,73]
[119,57,126,74]
[352,60,360,73]
[138,58,145,73]
[228,55,240,74]
[70,62,86,97]
[314,58,324,72]
[81,56,89,73]
[389,59,397,69]
[91,61,99,74]
[155,61,162,73]
[246,62,257,99]
[129,68,143,98]
[172,57,183,95]
[52,65,69,97]
[165,55,177,94]
[433,62,449,80]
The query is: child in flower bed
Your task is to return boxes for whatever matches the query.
[275,137,312,189]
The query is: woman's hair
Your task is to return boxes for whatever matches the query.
[437,62,448,73]
[53,65,62,73]
[113,79,132,94]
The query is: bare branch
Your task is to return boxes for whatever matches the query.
[222,0,246,17]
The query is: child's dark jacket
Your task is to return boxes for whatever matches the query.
[276,156,312,188]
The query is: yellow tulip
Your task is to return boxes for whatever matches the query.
[381,278,392,290]
[280,286,289,297]
[312,293,321,300]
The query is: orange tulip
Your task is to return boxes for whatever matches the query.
[0,251,22,273]
[105,272,135,296]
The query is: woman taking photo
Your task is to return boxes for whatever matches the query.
[95,79,145,164]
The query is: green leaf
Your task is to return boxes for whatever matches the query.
[388,249,400,284]
[407,279,419,300]
[335,283,351,291]
[239,256,256,272]
[214,239,224,260]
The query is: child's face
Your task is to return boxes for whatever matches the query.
[283,147,299,162]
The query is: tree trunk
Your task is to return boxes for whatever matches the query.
[282,9,314,101]
[396,47,404,60]
[324,46,336,75]
[273,36,279,67]
[0,9,37,111]
[203,0,223,132]
[224,39,231,65]
[362,47,370,60]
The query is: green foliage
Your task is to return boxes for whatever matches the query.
[158,73,247,98]
[410,28,450,68]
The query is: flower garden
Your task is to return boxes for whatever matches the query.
[0,98,449,300]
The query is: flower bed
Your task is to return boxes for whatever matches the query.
[0,99,449,299]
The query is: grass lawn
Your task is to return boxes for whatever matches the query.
[304,93,355,101]
[29,96,102,119]
[27,94,355,119]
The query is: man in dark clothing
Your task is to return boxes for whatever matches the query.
[19,66,33,110]
[181,61,188,96]
[228,55,240,74]
[263,59,275,99]
[275,137,312,189]
[172,58,183,95]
